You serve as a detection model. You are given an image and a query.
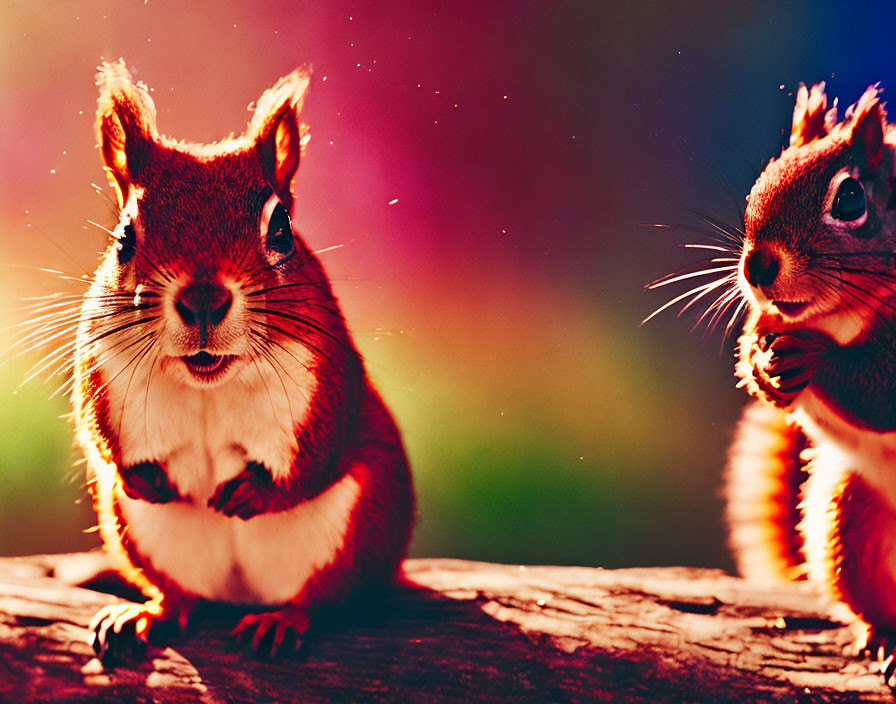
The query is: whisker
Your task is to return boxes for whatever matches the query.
[249,330,314,376]
[80,316,160,347]
[648,265,737,290]
[641,275,733,325]
[87,220,114,235]
[313,244,344,256]
[248,344,289,430]
[247,308,353,354]
[116,337,158,439]
[245,281,333,298]
[682,243,735,253]
[251,319,331,362]
[699,285,741,333]
[724,297,749,339]
[681,205,747,242]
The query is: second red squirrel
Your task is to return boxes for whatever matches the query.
[76,60,414,661]
[721,83,896,675]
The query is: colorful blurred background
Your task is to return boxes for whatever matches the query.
[1,1,894,569]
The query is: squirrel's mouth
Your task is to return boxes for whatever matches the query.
[181,352,235,381]
[773,300,810,318]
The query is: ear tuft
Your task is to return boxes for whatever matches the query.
[248,67,312,207]
[96,59,157,208]
[847,84,886,175]
[790,82,829,147]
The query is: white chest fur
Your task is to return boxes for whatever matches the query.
[101,346,361,604]
[785,303,896,508]
[794,392,896,512]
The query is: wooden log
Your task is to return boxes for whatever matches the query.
[0,552,891,703]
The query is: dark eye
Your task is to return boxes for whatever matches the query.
[831,177,866,222]
[266,202,294,257]
[117,223,136,265]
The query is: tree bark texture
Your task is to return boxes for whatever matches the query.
[0,552,892,703]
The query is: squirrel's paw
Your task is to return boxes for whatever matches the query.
[89,598,195,666]
[852,625,896,685]
[231,606,310,658]
[118,461,183,504]
[208,461,276,520]
[752,331,830,407]
[89,601,157,665]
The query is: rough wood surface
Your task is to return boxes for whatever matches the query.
[0,552,892,703]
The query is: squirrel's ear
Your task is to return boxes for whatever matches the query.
[790,83,829,147]
[847,85,886,176]
[248,68,311,207]
[95,60,157,209]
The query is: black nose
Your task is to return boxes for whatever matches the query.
[744,249,780,289]
[175,280,233,329]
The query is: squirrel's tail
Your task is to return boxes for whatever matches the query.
[725,401,809,582]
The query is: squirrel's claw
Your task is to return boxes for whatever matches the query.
[89,601,157,665]
[850,625,896,686]
[232,607,310,658]
[88,596,197,666]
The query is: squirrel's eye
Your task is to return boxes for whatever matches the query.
[266,202,294,257]
[117,223,137,265]
[831,177,866,222]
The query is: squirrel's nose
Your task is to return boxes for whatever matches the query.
[175,280,233,328]
[744,248,780,289]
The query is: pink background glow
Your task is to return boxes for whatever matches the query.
[2,1,890,567]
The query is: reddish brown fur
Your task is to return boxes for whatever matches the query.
[730,83,896,675]
[831,473,896,627]
[76,60,415,660]
[725,402,809,582]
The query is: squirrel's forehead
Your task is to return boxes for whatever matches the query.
[140,148,264,194]
[746,142,846,219]
[135,163,268,220]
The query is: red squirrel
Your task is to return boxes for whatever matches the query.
[718,83,896,676]
[75,60,414,661]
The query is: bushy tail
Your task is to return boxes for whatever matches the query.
[725,401,809,582]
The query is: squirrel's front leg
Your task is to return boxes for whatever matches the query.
[804,468,896,682]
[225,425,413,657]
[118,461,185,504]
[207,461,292,519]
[89,587,199,665]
